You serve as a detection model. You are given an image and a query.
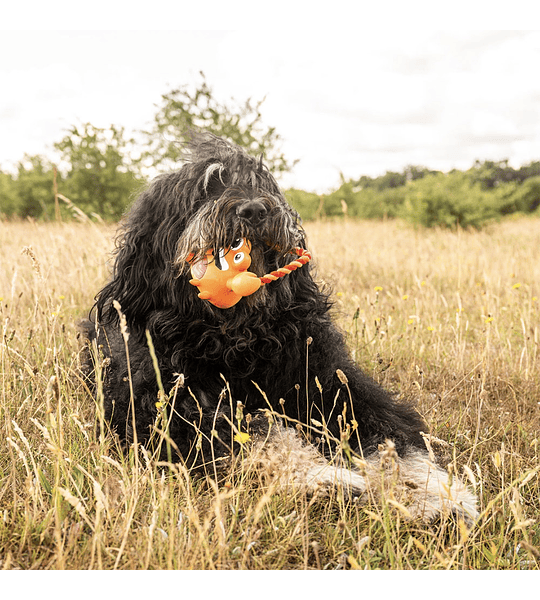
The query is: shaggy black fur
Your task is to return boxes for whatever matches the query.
[82,133,427,471]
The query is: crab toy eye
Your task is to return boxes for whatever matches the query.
[230,239,244,251]
[234,252,245,264]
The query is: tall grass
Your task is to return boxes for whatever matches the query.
[1,217,539,569]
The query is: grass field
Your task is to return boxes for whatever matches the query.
[1,216,539,570]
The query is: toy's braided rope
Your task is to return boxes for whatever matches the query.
[259,248,311,285]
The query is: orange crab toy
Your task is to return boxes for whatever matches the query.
[187,238,262,309]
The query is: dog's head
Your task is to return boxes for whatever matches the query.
[174,134,305,280]
[95,133,317,332]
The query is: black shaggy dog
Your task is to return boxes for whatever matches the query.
[82,133,478,523]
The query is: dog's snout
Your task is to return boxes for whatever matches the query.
[236,200,268,224]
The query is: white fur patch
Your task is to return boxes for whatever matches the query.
[247,420,479,524]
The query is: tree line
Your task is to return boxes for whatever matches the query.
[1,73,540,229]
[288,159,540,229]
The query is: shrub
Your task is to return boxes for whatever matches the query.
[350,186,406,219]
[508,175,540,214]
[285,188,322,221]
[401,171,502,229]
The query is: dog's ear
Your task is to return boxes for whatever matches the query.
[95,182,187,330]
[201,162,227,199]
[96,233,162,331]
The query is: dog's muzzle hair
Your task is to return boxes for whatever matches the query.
[176,182,305,279]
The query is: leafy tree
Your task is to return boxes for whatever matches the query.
[318,180,356,217]
[354,174,375,189]
[508,175,540,213]
[285,189,322,221]
[516,161,540,183]
[143,72,296,176]
[402,170,503,229]
[353,165,438,192]
[351,186,407,219]
[468,159,519,189]
[403,165,440,183]
[0,170,18,217]
[354,171,405,190]
[12,155,57,219]
[55,123,143,220]
[372,170,406,190]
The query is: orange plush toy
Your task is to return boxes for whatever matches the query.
[187,239,311,309]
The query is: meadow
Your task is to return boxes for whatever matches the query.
[0,216,539,570]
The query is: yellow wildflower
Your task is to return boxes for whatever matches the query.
[234,432,251,445]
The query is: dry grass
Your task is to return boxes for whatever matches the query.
[1,216,539,570]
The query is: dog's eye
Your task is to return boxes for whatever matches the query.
[233,252,244,264]
[230,239,244,251]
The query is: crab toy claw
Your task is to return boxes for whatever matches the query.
[229,270,262,297]
[187,239,261,309]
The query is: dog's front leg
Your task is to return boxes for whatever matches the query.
[245,415,368,499]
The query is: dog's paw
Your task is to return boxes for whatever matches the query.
[304,464,368,499]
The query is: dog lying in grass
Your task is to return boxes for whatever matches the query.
[81,133,478,524]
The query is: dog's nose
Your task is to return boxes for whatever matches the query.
[236,200,267,224]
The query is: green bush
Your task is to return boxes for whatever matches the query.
[0,171,18,217]
[401,171,504,229]
[285,188,322,221]
[507,175,540,214]
[350,186,406,219]
[0,156,58,219]
[288,182,407,222]
[318,182,354,217]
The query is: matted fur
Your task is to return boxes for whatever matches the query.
[81,133,478,524]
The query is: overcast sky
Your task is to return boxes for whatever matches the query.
[1,28,539,193]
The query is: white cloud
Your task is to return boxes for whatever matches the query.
[1,30,540,193]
